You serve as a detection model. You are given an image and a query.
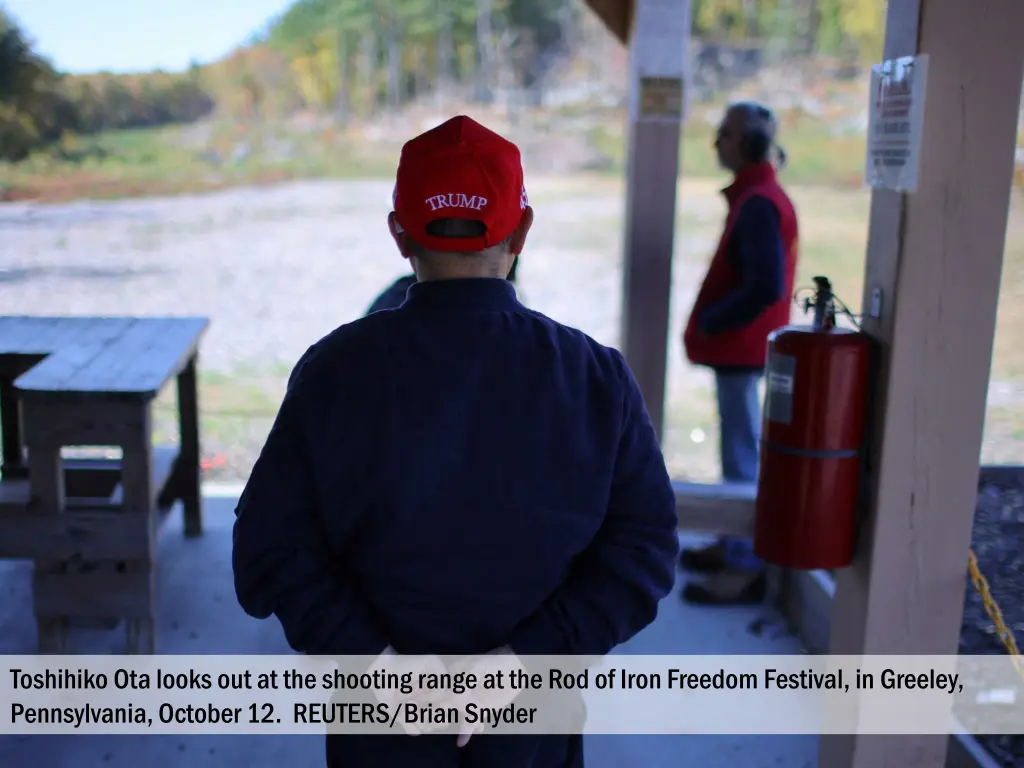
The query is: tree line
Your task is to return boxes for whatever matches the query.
[0,0,886,162]
[694,0,884,59]
[0,11,215,161]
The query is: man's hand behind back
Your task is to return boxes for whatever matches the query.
[366,646,449,736]
[436,647,526,747]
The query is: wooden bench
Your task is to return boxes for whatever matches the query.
[673,480,756,536]
[0,316,209,654]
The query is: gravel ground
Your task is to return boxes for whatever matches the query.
[961,469,1024,768]
[0,177,726,479]
[0,177,1020,482]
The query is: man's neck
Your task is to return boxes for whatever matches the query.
[413,260,509,282]
[414,271,506,282]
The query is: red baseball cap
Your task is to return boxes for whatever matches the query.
[393,115,529,253]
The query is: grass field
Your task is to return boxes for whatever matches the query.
[0,121,401,202]
[0,101,874,202]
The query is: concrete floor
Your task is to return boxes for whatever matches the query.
[0,495,818,768]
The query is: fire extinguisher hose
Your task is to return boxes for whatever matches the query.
[792,276,862,331]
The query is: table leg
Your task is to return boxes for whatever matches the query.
[177,355,202,537]
[25,438,68,654]
[0,376,26,479]
[120,410,157,654]
[125,618,155,654]
[37,617,71,654]
[124,567,156,655]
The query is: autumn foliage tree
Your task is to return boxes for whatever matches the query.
[0,9,77,160]
[1,7,216,160]
[692,0,885,58]
[1,0,889,162]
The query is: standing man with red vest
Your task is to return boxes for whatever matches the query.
[680,102,799,606]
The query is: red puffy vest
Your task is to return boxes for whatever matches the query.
[683,162,799,369]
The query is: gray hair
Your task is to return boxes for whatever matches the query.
[727,101,786,167]
[728,101,775,139]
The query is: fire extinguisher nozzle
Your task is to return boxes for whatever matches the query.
[810,276,836,331]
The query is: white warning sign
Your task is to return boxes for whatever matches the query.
[865,54,929,193]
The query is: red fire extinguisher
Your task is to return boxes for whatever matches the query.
[753,276,875,570]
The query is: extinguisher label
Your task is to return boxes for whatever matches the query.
[765,352,796,425]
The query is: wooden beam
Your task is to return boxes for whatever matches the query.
[673,480,755,536]
[782,569,1002,768]
[619,0,690,441]
[821,1,1024,766]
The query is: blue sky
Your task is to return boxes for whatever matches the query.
[3,0,295,74]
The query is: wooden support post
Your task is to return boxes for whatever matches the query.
[821,1,1024,767]
[619,0,690,441]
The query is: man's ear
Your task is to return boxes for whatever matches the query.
[509,207,534,256]
[388,212,413,260]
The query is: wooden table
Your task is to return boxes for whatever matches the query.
[0,316,209,653]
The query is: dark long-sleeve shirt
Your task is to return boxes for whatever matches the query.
[232,278,678,663]
[700,195,785,336]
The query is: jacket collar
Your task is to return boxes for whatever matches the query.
[403,277,522,312]
[722,162,776,206]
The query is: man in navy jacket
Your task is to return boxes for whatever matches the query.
[232,115,679,767]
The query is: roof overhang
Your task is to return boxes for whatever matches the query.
[583,0,633,45]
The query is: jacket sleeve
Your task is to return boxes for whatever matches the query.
[503,353,679,657]
[700,195,785,335]
[232,352,390,657]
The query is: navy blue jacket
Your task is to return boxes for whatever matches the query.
[366,257,521,316]
[232,278,678,662]
[700,196,785,339]
[365,274,417,315]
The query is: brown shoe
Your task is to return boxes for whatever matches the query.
[680,569,766,606]
[678,540,728,573]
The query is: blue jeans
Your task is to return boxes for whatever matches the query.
[716,370,764,571]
